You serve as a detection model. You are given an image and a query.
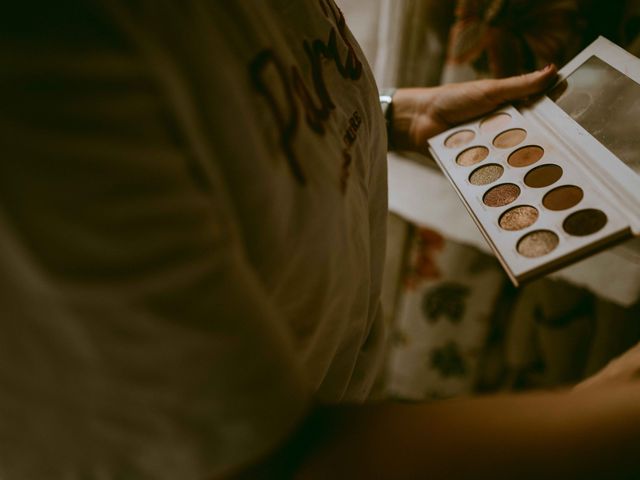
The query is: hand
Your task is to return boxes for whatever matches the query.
[575,341,640,391]
[389,64,558,152]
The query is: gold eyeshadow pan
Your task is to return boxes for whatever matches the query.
[428,37,640,285]
[469,164,503,185]
[499,206,539,231]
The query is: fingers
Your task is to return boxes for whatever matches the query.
[482,64,558,104]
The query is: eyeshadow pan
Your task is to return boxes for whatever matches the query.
[456,146,489,166]
[493,128,527,149]
[469,164,504,185]
[517,230,559,258]
[483,183,520,207]
[445,129,476,148]
[480,112,511,133]
[524,164,563,188]
[508,146,545,167]
[543,185,584,211]
[563,209,608,236]
[499,205,539,231]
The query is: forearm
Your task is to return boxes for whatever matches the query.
[296,386,640,479]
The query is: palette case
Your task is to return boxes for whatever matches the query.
[427,36,640,286]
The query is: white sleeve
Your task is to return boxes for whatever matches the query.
[0,16,310,479]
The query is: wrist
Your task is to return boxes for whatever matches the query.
[384,87,440,153]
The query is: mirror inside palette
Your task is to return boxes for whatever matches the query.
[428,37,640,285]
[549,56,640,174]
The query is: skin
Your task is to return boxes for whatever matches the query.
[226,66,640,480]
[390,64,558,152]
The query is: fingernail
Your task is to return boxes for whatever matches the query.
[541,63,554,72]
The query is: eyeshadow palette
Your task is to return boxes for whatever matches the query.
[427,37,640,285]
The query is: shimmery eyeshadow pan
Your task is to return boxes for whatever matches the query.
[499,206,539,231]
[483,183,520,207]
[517,230,559,258]
[469,164,503,185]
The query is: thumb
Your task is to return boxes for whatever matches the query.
[484,64,558,104]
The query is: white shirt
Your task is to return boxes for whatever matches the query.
[0,1,388,477]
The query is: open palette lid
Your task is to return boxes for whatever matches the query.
[525,36,640,234]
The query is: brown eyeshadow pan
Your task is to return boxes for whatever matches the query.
[493,128,527,149]
[445,129,476,149]
[457,146,489,166]
[480,113,511,133]
[563,209,608,236]
[499,206,539,231]
[508,145,545,167]
[524,164,563,188]
[469,164,503,186]
[483,183,520,207]
[543,185,584,211]
[517,230,559,258]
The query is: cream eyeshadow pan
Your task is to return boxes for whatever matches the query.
[427,38,640,286]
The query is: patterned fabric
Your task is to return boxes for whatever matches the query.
[387,227,505,400]
[446,0,581,77]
